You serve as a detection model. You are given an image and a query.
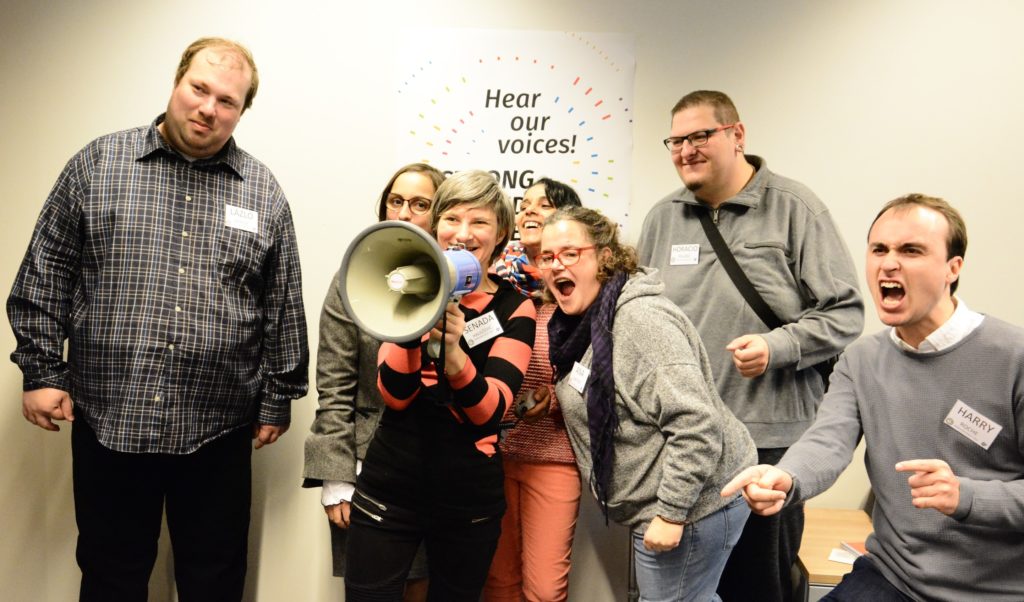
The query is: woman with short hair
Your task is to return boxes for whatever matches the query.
[345,170,536,602]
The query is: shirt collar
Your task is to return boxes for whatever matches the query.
[889,296,985,353]
[137,114,245,179]
[674,154,767,210]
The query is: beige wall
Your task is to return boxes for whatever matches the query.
[2,1,1022,600]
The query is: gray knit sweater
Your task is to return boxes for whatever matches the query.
[556,268,756,530]
[779,317,1024,601]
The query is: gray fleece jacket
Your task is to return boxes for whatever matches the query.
[638,156,864,448]
[556,268,757,530]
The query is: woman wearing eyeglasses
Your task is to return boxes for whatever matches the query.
[344,170,536,602]
[484,178,582,602]
[302,163,444,602]
[538,206,757,602]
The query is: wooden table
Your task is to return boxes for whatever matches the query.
[798,507,873,599]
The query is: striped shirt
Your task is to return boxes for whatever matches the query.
[7,115,309,454]
[362,276,535,518]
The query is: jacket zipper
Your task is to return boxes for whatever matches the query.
[351,498,383,523]
[355,489,388,512]
[712,208,720,225]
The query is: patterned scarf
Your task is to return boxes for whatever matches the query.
[493,241,545,298]
[548,271,628,521]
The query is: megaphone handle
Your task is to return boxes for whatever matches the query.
[433,307,454,407]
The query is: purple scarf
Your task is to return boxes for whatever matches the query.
[548,271,627,521]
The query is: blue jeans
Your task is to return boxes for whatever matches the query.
[632,495,749,602]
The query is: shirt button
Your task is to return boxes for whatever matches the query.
[185,195,192,201]
[168,344,175,350]
[154,395,161,401]
[175,306,182,312]
[178,268,185,274]
[182,231,189,238]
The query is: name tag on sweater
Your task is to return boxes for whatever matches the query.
[944,400,1002,449]
[225,205,259,233]
[670,244,700,266]
[463,311,503,348]
[569,362,590,394]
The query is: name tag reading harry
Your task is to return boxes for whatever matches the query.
[944,399,1002,449]
[225,205,259,234]
[569,361,590,394]
[670,244,700,266]
[463,311,503,348]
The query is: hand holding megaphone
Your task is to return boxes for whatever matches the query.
[428,301,469,373]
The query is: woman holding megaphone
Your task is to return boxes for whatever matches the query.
[344,170,537,602]
[302,163,444,602]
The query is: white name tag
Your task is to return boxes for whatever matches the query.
[463,311,503,348]
[670,244,700,266]
[944,399,1002,450]
[569,361,590,394]
[225,205,259,234]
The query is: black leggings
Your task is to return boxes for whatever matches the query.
[344,490,503,602]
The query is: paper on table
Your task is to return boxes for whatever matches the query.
[828,548,858,565]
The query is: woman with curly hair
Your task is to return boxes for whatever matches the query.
[538,206,757,602]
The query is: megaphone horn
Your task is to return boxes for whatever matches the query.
[339,221,482,343]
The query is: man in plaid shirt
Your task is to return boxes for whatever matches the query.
[7,37,308,601]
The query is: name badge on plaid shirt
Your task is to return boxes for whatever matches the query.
[225,205,259,234]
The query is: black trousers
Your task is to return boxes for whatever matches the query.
[717,447,805,602]
[72,418,252,602]
[344,490,503,602]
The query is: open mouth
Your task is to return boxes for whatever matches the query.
[879,281,905,306]
[554,277,575,297]
[521,220,542,230]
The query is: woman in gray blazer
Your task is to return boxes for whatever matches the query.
[303,163,445,601]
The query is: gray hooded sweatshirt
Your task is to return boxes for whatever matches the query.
[555,268,757,530]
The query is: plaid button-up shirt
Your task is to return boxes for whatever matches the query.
[7,116,309,454]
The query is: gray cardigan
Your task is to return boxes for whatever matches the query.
[556,269,757,530]
[302,269,383,486]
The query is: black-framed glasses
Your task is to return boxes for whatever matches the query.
[534,246,596,270]
[662,124,736,152]
[385,195,432,216]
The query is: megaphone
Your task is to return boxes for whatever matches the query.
[339,221,483,342]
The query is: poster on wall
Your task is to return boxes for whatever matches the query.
[395,29,635,229]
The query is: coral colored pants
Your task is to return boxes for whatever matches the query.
[483,460,581,602]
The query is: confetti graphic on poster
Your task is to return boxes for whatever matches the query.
[396,30,635,229]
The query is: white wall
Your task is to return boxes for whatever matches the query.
[2,1,1022,600]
